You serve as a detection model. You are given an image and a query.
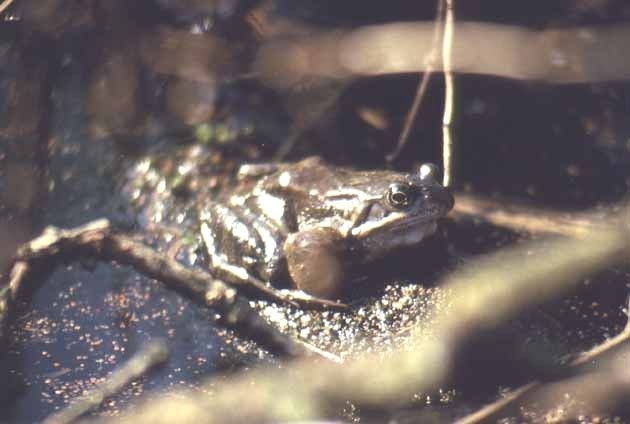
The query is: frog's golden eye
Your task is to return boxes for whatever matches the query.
[387,183,415,209]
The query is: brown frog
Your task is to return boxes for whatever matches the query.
[200,156,454,299]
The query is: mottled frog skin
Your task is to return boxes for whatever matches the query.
[200,156,454,298]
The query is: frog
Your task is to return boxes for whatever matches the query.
[199,156,454,299]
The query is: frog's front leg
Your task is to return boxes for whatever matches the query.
[283,227,347,299]
[199,222,291,301]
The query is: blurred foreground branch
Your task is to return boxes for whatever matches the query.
[255,22,630,88]
[94,209,630,423]
[0,0,13,15]
[452,193,613,237]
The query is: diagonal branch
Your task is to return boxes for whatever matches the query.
[387,0,446,163]
[1,219,345,358]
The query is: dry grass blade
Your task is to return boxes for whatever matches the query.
[387,0,445,163]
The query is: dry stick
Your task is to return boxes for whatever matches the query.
[441,0,455,187]
[0,219,344,358]
[451,193,611,238]
[42,340,169,424]
[570,296,630,367]
[12,220,344,310]
[386,0,446,163]
[455,298,630,424]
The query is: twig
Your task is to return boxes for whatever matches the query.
[43,340,169,424]
[455,297,630,424]
[454,383,539,424]
[12,220,344,310]
[568,296,630,367]
[451,193,612,237]
[386,0,446,163]
[441,0,455,187]
[1,219,345,358]
[295,339,344,364]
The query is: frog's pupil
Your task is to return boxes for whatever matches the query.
[388,184,412,208]
[392,192,406,204]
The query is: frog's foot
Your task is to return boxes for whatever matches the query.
[211,258,346,310]
[279,289,347,310]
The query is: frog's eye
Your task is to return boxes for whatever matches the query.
[387,183,415,209]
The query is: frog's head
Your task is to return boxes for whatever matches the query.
[348,163,454,261]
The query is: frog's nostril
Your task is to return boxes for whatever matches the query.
[423,186,454,211]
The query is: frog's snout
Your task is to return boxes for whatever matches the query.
[421,184,454,214]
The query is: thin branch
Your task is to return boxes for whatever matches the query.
[454,383,539,424]
[569,296,630,367]
[441,0,455,187]
[43,340,169,424]
[387,0,445,163]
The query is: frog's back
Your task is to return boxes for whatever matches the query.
[200,167,298,284]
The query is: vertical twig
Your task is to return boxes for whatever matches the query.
[441,0,456,186]
[386,0,446,163]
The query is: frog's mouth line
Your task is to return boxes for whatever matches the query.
[350,217,439,262]
[350,213,439,241]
